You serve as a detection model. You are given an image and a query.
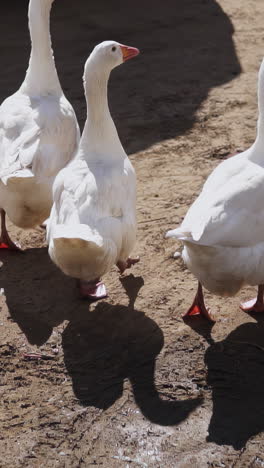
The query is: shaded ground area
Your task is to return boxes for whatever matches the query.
[1,0,240,153]
[1,0,264,466]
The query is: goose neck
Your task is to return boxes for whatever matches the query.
[84,67,111,122]
[22,0,61,95]
[80,65,125,160]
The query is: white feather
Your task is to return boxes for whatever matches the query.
[0,0,79,230]
[166,58,264,297]
[47,41,137,282]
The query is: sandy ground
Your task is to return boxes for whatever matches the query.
[1,0,264,466]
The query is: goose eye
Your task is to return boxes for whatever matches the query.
[112,46,116,52]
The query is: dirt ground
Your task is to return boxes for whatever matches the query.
[1,0,264,466]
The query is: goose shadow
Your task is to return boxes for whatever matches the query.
[1,0,241,154]
[62,274,202,425]
[0,251,201,425]
[0,247,77,345]
[203,314,264,449]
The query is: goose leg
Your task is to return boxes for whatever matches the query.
[240,285,264,313]
[0,209,21,250]
[183,282,215,322]
[78,278,107,301]
[116,256,140,275]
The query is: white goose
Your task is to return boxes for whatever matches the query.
[166,58,264,321]
[0,0,79,249]
[47,41,140,299]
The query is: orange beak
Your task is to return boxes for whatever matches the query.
[120,45,140,62]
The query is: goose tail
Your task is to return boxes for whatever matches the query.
[49,224,117,280]
[165,227,189,240]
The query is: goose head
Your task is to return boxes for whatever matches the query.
[85,41,140,76]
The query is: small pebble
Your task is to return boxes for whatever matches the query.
[173,251,181,259]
